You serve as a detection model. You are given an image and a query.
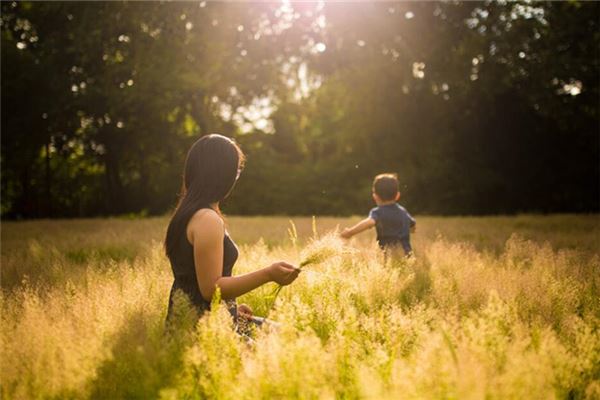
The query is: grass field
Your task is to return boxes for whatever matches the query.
[1,215,599,399]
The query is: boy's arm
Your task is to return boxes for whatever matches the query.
[341,217,376,239]
[408,212,416,232]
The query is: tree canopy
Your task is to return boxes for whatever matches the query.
[2,1,598,218]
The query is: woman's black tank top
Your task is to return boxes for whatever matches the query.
[166,214,238,321]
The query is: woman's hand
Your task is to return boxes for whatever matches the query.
[268,261,300,286]
[237,303,253,319]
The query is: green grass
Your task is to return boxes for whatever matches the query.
[1,215,599,399]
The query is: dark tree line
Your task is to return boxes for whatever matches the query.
[2,1,598,218]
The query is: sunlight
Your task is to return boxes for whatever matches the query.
[553,77,583,96]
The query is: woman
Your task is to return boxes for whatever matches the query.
[164,134,299,327]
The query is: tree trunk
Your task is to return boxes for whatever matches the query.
[45,142,52,217]
[104,152,123,215]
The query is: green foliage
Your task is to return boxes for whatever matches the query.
[2,2,598,218]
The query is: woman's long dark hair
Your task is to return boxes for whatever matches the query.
[165,134,244,261]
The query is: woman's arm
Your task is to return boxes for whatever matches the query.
[188,209,299,302]
[341,217,376,239]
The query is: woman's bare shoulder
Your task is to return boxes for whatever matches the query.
[186,208,224,244]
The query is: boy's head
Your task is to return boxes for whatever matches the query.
[372,173,400,204]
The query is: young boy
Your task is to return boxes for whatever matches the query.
[341,173,416,256]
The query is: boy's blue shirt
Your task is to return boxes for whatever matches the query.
[368,203,416,248]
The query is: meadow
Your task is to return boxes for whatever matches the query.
[1,215,599,399]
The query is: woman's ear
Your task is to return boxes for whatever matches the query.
[372,192,379,203]
[395,192,401,201]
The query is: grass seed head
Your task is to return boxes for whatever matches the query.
[299,233,347,268]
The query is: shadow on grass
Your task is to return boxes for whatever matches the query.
[65,246,138,265]
[395,256,432,308]
[87,300,197,400]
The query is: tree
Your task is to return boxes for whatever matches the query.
[2,1,598,217]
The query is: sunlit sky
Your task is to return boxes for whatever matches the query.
[12,0,583,142]
[208,0,580,135]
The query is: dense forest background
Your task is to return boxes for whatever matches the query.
[2,1,598,218]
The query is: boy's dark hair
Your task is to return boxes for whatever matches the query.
[372,173,399,201]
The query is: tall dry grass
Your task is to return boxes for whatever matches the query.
[1,215,599,399]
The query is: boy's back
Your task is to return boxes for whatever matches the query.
[369,203,415,250]
[340,173,416,255]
